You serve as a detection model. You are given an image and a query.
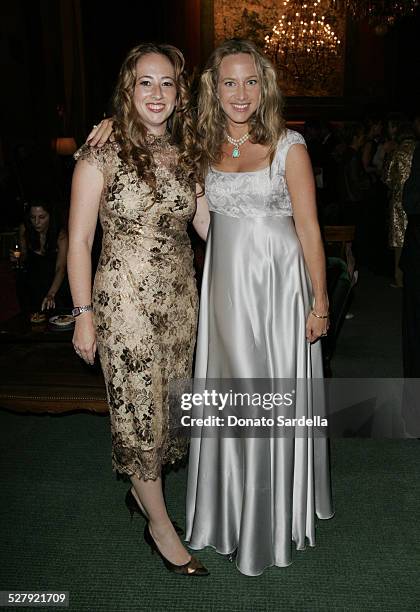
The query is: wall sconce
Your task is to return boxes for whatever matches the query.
[54,137,77,156]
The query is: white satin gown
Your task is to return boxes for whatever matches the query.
[185,129,334,576]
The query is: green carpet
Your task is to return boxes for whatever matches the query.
[1,269,419,611]
[0,410,419,611]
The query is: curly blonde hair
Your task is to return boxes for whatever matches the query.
[191,39,286,186]
[112,42,196,191]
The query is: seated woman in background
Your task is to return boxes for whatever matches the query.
[11,200,69,316]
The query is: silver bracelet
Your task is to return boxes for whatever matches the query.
[72,304,93,317]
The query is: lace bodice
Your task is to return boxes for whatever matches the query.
[73,137,195,244]
[205,129,306,218]
[73,133,197,481]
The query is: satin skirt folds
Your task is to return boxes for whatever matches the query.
[185,213,334,576]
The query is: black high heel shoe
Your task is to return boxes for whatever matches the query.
[125,490,184,535]
[143,524,209,576]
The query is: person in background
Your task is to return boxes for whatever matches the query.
[383,123,418,288]
[303,119,336,219]
[373,112,406,177]
[336,122,373,266]
[362,114,383,176]
[400,141,420,436]
[318,120,340,210]
[304,119,323,180]
[10,200,69,316]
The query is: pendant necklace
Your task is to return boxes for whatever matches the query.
[226,132,250,158]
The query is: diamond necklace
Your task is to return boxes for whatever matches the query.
[226,132,250,158]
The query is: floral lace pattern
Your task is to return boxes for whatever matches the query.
[74,139,198,480]
[205,129,306,218]
[383,138,417,248]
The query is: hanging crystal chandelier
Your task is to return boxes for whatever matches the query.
[264,0,342,95]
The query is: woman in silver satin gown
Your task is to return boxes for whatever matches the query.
[185,39,334,576]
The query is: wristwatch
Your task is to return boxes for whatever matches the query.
[72,304,93,317]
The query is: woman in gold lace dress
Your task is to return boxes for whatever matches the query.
[383,123,417,287]
[67,43,209,576]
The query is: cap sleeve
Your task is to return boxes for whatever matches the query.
[73,143,110,173]
[276,129,307,175]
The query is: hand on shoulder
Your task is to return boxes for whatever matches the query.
[86,118,114,147]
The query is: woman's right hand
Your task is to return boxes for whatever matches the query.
[73,315,97,365]
[86,118,114,147]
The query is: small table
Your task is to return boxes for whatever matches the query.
[0,313,107,413]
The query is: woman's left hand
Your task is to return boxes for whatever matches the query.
[41,293,55,311]
[306,311,329,343]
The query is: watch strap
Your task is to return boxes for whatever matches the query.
[72,305,93,317]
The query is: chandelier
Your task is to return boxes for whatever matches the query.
[264,0,342,95]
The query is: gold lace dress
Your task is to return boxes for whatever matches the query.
[74,134,198,480]
[383,138,417,248]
